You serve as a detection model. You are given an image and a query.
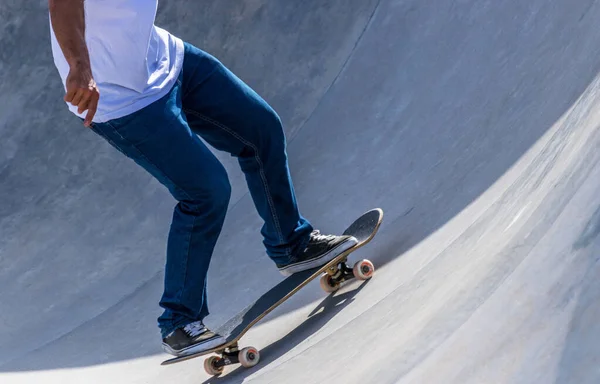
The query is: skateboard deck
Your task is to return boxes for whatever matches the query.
[161,208,383,374]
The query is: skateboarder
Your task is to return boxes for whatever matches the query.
[48,0,358,358]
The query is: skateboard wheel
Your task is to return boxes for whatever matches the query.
[320,274,340,293]
[238,346,260,368]
[204,356,224,376]
[353,259,375,280]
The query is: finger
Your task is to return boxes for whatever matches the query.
[70,90,85,107]
[83,94,99,127]
[64,88,77,103]
[78,98,91,115]
[77,92,93,114]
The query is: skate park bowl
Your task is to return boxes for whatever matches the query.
[1,0,600,383]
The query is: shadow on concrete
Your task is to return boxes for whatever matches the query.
[201,281,371,384]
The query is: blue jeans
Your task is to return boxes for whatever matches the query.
[90,42,313,338]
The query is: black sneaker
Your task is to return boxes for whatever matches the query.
[162,321,226,357]
[277,230,358,276]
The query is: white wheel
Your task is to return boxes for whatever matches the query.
[320,274,340,293]
[238,346,260,368]
[353,259,375,280]
[204,356,224,376]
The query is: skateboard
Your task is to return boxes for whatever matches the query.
[161,208,384,376]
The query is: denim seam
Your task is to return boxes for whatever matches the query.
[182,108,288,255]
[104,120,195,304]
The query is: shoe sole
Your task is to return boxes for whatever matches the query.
[278,236,358,277]
[162,335,227,357]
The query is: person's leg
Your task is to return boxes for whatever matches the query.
[89,77,227,355]
[178,42,358,275]
[178,42,311,263]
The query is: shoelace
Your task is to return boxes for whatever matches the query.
[183,321,207,337]
[310,230,336,242]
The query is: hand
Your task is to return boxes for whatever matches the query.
[64,64,99,127]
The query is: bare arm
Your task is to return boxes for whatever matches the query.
[49,0,89,68]
[49,0,99,126]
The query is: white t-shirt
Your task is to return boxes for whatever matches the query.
[49,0,184,123]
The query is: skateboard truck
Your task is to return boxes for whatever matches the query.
[320,258,375,293]
[203,343,261,376]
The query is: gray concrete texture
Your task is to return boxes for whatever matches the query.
[1,0,599,383]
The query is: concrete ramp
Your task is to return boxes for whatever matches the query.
[1,1,599,383]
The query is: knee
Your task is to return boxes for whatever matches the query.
[208,177,231,212]
[241,105,286,159]
[262,107,285,145]
[215,177,232,209]
[179,175,231,214]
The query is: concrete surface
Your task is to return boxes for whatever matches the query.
[1,0,600,383]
